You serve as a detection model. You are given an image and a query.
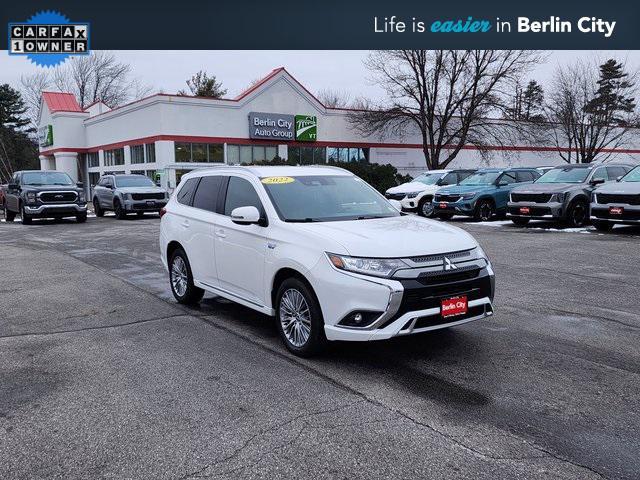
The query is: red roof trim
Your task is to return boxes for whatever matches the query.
[38,134,640,157]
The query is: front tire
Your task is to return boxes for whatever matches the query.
[76,213,87,223]
[114,199,127,220]
[21,204,32,225]
[565,199,588,228]
[169,248,204,305]
[474,199,495,222]
[3,204,15,222]
[93,198,104,217]
[417,197,435,217]
[592,219,613,232]
[276,278,326,357]
[511,217,530,227]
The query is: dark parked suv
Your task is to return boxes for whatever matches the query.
[507,163,634,227]
[590,165,640,231]
[2,170,87,224]
[92,173,169,219]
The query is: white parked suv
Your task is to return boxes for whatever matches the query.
[385,169,476,217]
[160,166,495,356]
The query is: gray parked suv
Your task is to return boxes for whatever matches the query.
[590,165,640,231]
[92,174,169,219]
[507,163,634,227]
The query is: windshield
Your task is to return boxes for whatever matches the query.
[115,175,155,188]
[413,173,444,185]
[261,175,400,222]
[536,168,590,184]
[22,171,74,186]
[621,166,640,182]
[459,171,501,186]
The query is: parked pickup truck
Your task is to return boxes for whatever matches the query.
[2,170,87,224]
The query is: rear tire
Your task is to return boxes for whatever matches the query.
[511,217,530,227]
[114,199,127,220]
[474,199,495,222]
[275,278,326,357]
[169,248,204,305]
[93,198,104,217]
[21,204,32,225]
[592,220,613,232]
[417,197,435,217]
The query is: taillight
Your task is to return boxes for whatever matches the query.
[159,207,167,218]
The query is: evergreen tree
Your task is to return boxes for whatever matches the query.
[584,59,636,125]
[521,80,544,121]
[0,84,38,181]
[0,84,31,131]
[178,71,227,98]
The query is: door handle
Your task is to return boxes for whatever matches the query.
[215,228,226,238]
[180,220,190,228]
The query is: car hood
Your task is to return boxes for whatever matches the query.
[386,182,430,194]
[511,183,583,194]
[595,181,640,194]
[117,186,166,194]
[438,185,493,195]
[295,215,478,257]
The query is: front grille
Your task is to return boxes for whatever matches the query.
[596,194,640,205]
[412,304,488,330]
[511,193,552,203]
[39,191,77,203]
[416,267,480,286]
[434,194,461,203]
[131,192,165,200]
[409,249,472,264]
[385,192,406,200]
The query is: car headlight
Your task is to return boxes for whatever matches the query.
[327,253,409,278]
[164,191,170,199]
[475,245,494,272]
[406,191,421,199]
[461,192,477,200]
[26,192,37,203]
[550,193,564,202]
[124,193,131,200]
[78,191,85,202]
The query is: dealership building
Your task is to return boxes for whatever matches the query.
[37,67,640,193]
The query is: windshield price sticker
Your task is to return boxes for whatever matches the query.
[261,176,295,185]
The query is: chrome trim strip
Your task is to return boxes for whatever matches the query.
[589,216,640,224]
[199,281,275,315]
[24,204,87,214]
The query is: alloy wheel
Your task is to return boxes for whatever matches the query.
[171,256,188,297]
[279,288,312,348]
[479,203,493,221]
[571,202,587,227]
[421,201,434,217]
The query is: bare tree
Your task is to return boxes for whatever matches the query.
[20,52,153,129]
[348,50,543,170]
[546,58,638,163]
[316,88,352,108]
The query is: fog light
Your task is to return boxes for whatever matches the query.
[338,311,383,328]
[353,313,363,324]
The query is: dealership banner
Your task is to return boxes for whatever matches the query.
[2,0,640,49]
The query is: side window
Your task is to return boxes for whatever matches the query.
[12,173,20,185]
[591,167,609,182]
[192,176,224,212]
[516,171,534,182]
[458,171,474,182]
[439,173,457,186]
[224,177,264,217]
[499,172,517,185]
[607,166,626,179]
[176,177,200,206]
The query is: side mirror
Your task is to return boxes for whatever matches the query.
[497,181,509,187]
[388,199,402,211]
[590,178,605,186]
[76,181,84,188]
[8,183,18,190]
[231,206,261,225]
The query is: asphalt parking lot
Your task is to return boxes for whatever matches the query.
[1,214,639,479]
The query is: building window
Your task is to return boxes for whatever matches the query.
[145,143,156,163]
[146,170,157,182]
[174,142,224,163]
[288,146,326,165]
[227,145,278,164]
[130,169,145,175]
[327,147,369,163]
[85,152,99,168]
[131,145,145,164]
[104,148,124,166]
[88,172,100,187]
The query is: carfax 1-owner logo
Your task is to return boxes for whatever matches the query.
[8,10,90,67]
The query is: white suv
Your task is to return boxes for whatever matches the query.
[385,169,476,217]
[160,166,495,356]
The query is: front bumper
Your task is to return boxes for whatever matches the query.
[400,197,418,210]
[507,201,563,220]
[124,199,167,212]
[24,203,87,217]
[311,255,495,342]
[591,203,640,224]
[432,199,476,217]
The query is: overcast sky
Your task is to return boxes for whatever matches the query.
[1,50,639,101]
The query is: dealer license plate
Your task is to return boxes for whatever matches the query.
[146,201,155,207]
[439,202,447,209]
[609,206,623,215]
[441,295,468,318]
[519,206,530,215]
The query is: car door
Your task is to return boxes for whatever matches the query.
[494,171,517,208]
[177,175,224,288]
[214,175,268,306]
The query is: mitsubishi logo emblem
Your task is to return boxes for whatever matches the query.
[443,257,457,271]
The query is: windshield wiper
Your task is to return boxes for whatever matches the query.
[284,218,318,223]
[355,215,390,220]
